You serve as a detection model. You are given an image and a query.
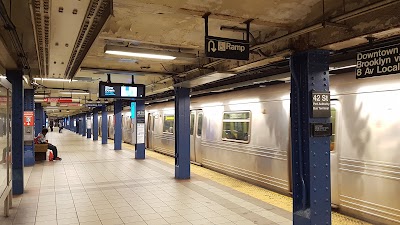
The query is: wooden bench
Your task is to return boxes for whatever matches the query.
[34,144,48,161]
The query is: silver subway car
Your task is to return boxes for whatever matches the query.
[145,73,400,225]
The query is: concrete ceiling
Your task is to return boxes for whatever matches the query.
[20,0,400,117]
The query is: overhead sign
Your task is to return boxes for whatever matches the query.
[98,82,145,99]
[311,91,330,118]
[43,98,73,103]
[356,44,400,78]
[205,36,249,60]
[311,123,332,137]
[84,103,104,108]
[24,111,34,126]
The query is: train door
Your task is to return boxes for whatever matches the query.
[122,114,126,142]
[147,113,154,149]
[330,102,340,206]
[190,110,203,164]
[126,117,132,144]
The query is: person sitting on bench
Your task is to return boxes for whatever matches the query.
[37,128,62,160]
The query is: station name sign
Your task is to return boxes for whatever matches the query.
[311,91,330,118]
[99,82,145,99]
[356,44,400,78]
[205,36,249,60]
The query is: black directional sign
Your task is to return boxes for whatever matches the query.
[356,44,400,78]
[85,103,104,108]
[311,91,330,118]
[136,110,145,123]
[311,123,332,137]
[205,36,249,60]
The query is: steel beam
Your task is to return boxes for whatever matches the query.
[101,105,108,144]
[93,109,99,140]
[174,87,190,179]
[34,103,43,136]
[290,50,331,225]
[135,100,145,159]
[114,100,122,150]
[6,70,24,194]
[82,114,87,137]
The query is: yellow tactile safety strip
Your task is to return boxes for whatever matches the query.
[120,143,370,225]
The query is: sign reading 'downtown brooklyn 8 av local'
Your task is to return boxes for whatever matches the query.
[356,44,400,78]
[205,36,249,60]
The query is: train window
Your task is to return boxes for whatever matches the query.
[330,107,337,151]
[190,112,195,135]
[163,114,174,134]
[222,111,251,143]
[197,113,203,136]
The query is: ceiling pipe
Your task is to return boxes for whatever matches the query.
[28,0,44,77]
[0,0,30,71]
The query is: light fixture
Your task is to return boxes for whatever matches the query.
[0,75,6,78]
[59,91,89,95]
[33,78,78,82]
[104,45,197,60]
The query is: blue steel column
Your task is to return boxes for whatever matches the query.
[76,116,79,133]
[101,105,108,144]
[79,114,83,135]
[82,113,87,137]
[290,50,331,225]
[174,87,190,179]
[86,113,91,138]
[93,109,99,141]
[135,100,145,159]
[24,89,35,166]
[6,70,24,194]
[34,103,43,135]
[114,100,122,150]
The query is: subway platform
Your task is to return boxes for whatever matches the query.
[0,130,367,225]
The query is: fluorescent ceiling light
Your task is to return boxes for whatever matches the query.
[105,45,197,60]
[59,91,89,95]
[23,76,29,84]
[33,78,77,82]
[106,50,176,60]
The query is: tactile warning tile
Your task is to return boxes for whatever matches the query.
[140,148,371,225]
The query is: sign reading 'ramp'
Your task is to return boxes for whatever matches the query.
[205,36,249,60]
[356,44,400,78]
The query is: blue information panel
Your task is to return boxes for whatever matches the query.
[131,102,136,119]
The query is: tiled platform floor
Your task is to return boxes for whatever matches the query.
[0,129,368,225]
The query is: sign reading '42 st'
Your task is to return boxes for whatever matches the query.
[205,36,249,60]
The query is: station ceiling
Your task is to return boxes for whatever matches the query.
[1,0,400,117]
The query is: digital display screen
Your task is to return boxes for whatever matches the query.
[121,86,138,97]
[105,86,117,96]
[99,82,145,99]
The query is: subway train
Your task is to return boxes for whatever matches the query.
[93,111,136,144]
[94,72,399,225]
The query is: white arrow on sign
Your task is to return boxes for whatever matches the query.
[208,40,217,52]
